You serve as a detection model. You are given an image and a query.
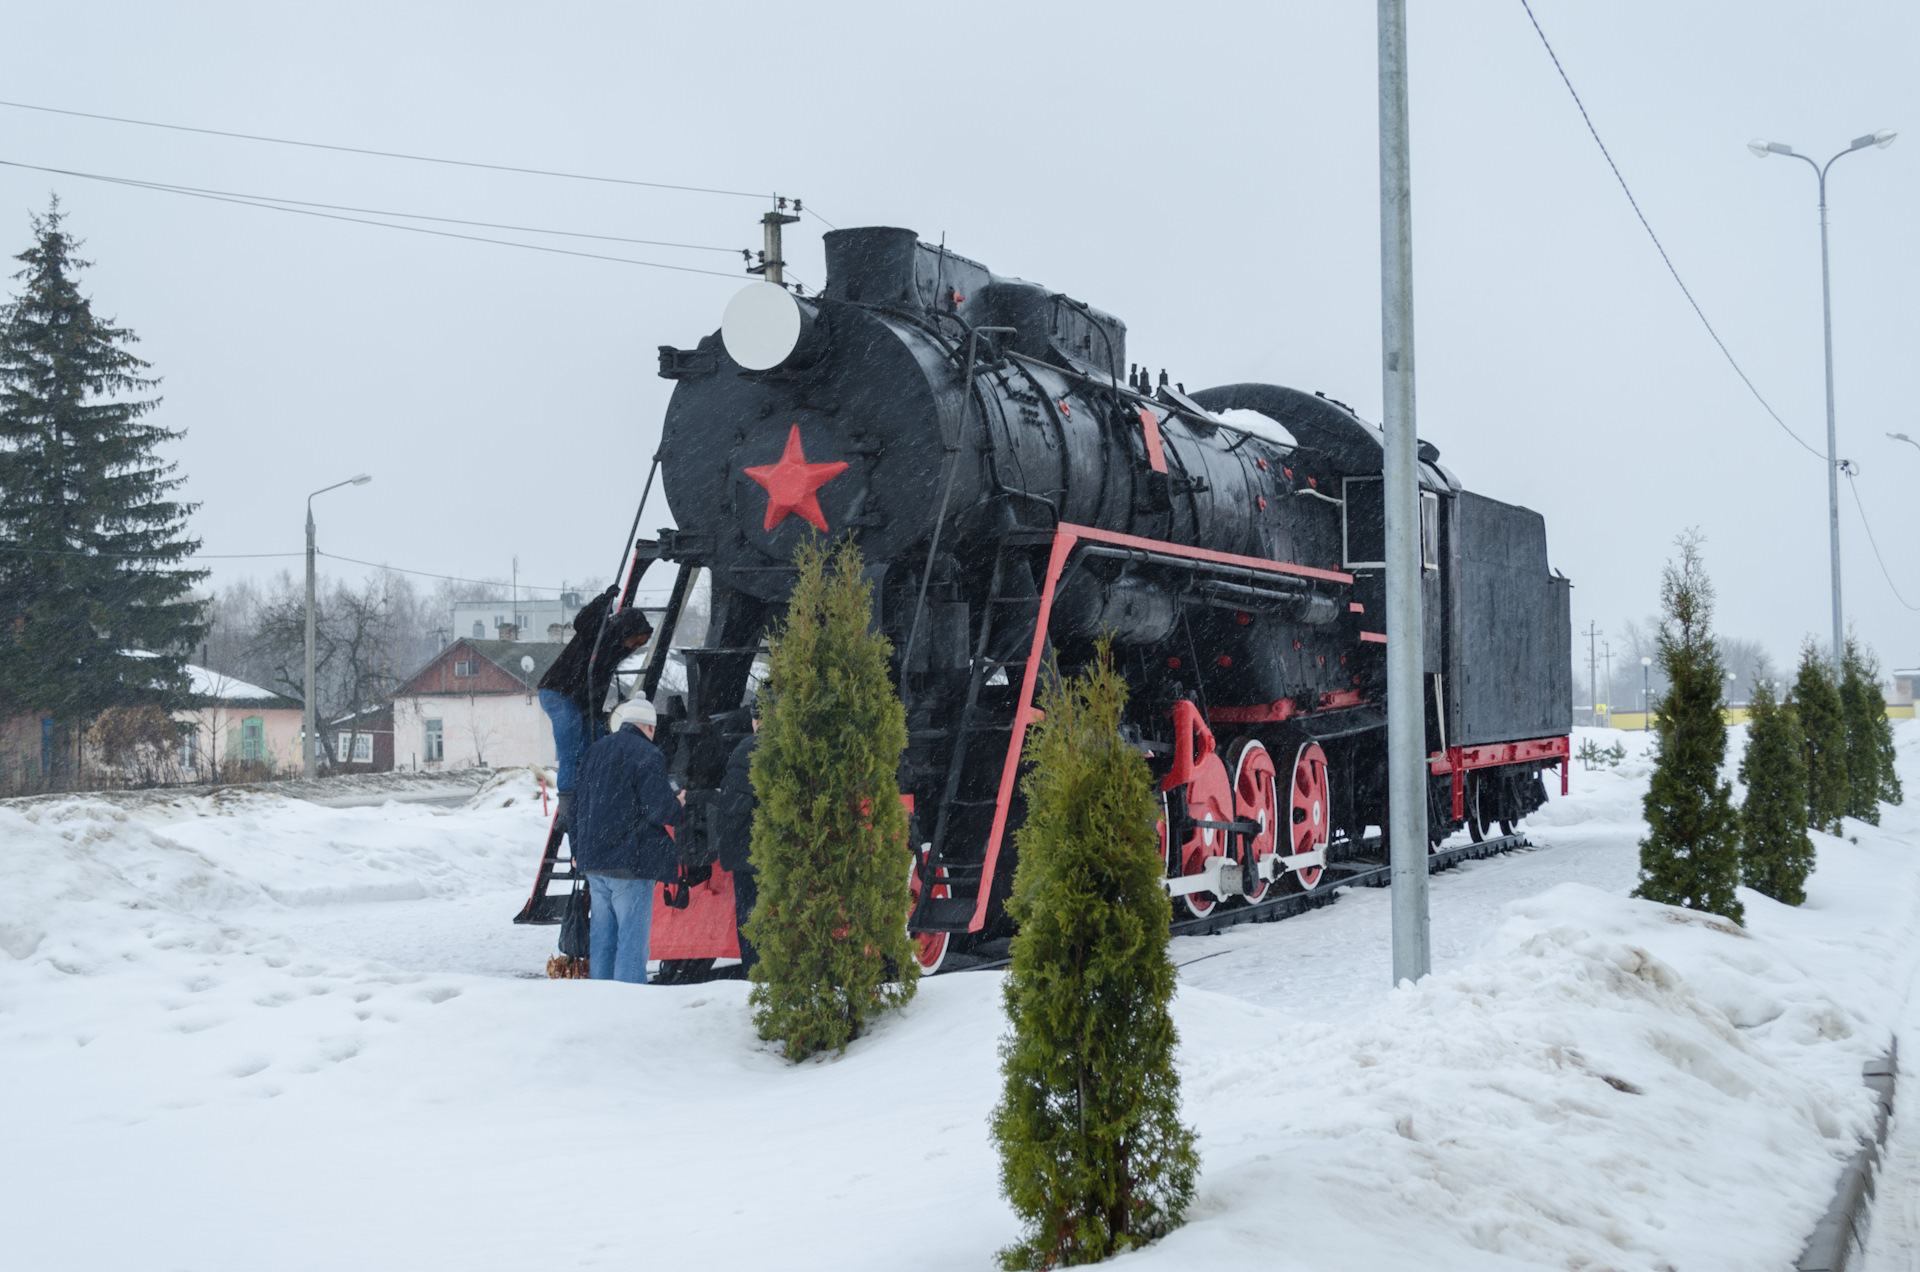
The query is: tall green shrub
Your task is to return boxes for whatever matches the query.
[1738,678,1813,905]
[745,535,916,1062]
[1841,637,1902,822]
[1635,533,1743,924]
[991,644,1197,1269]
[1793,642,1849,832]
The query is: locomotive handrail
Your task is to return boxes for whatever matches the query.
[967,522,1357,933]
[900,324,1019,693]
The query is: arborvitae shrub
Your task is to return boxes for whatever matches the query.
[1635,532,1743,924]
[745,535,916,1062]
[1842,637,1902,822]
[1793,642,1849,832]
[992,643,1197,1269]
[1738,678,1813,906]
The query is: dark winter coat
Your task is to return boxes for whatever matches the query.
[716,731,758,874]
[537,588,647,715]
[573,724,681,880]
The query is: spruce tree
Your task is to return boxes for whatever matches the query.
[1635,532,1743,924]
[745,534,916,1061]
[0,200,205,771]
[992,643,1197,1269]
[1792,641,1849,832]
[1841,636,1902,821]
[1738,678,1814,905]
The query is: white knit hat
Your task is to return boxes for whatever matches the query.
[610,696,657,732]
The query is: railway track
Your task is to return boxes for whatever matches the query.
[947,831,1536,973]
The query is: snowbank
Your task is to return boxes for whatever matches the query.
[0,723,1916,1271]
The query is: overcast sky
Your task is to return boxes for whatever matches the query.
[3,1,1916,692]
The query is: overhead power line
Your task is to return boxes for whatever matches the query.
[0,543,288,560]
[0,542,672,597]
[315,551,671,597]
[0,97,775,202]
[0,157,751,279]
[1517,0,1828,463]
[0,161,743,252]
[1844,472,1920,611]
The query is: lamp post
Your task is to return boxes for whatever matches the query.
[1379,0,1429,986]
[1748,128,1896,677]
[305,474,372,778]
[1890,431,1920,456]
[1641,656,1653,731]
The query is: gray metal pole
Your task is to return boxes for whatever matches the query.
[763,212,785,287]
[1378,0,1429,986]
[1816,172,1843,677]
[304,500,317,778]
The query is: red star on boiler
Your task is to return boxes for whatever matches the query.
[743,424,848,532]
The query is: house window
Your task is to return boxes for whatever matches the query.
[181,731,198,770]
[424,718,444,762]
[241,716,265,762]
[454,659,479,678]
[336,731,374,763]
[471,621,484,639]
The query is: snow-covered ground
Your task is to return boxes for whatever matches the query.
[4,731,1919,1271]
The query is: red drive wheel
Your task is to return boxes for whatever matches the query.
[907,849,950,975]
[1164,756,1234,919]
[1285,742,1331,892]
[1155,700,1234,918]
[1228,739,1279,905]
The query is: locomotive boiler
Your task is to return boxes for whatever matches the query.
[521,226,1572,974]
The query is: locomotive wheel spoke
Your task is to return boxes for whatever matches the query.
[1284,742,1330,893]
[907,850,950,975]
[1228,739,1279,906]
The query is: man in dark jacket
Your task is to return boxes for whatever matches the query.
[715,719,760,970]
[571,695,681,983]
[538,587,654,826]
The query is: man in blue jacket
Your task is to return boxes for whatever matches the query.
[572,696,682,983]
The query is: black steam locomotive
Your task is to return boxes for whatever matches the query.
[523,226,1572,973]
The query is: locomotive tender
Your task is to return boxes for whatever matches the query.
[541,226,1571,973]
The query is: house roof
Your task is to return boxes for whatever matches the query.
[393,637,565,696]
[465,639,564,688]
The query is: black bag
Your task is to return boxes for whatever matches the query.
[558,881,591,959]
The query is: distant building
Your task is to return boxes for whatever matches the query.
[329,705,395,773]
[451,592,585,645]
[391,638,564,772]
[1890,669,1919,718]
[175,664,306,780]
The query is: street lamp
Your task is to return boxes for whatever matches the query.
[1890,431,1920,455]
[305,474,372,778]
[1748,127,1896,677]
[1641,656,1653,732]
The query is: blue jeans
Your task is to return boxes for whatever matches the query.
[540,689,601,793]
[587,874,655,984]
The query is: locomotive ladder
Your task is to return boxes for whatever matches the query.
[910,541,1045,933]
[513,809,584,925]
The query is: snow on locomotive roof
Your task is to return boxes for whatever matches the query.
[1214,407,1298,448]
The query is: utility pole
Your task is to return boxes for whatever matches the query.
[1586,620,1599,726]
[1379,0,1428,987]
[1603,640,1613,725]
[1748,129,1896,677]
[305,504,316,776]
[752,200,802,288]
[303,474,372,778]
